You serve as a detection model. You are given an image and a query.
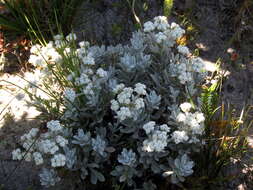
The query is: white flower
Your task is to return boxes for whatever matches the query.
[171,131,189,144]
[195,112,205,123]
[177,45,190,55]
[142,141,153,152]
[51,154,66,167]
[143,21,155,32]
[111,99,119,111]
[63,47,71,55]
[56,135,68,147]
[170,23,185,39]
[47,49,62,63]
[170,22,179,29]
[82,68,94,75]
[79,41,89,48]
[180,102,192,113]
[64,88,76,102]
[142,124,169,152]
[28,55,44,67]
[117,107,132,121]
[134,83,147,95]
[22,152,32,162]
[22,140,34,151]
[29,128,39,138]
[134,98,145,109]
[47,120,63,132]
[30,44,41,54]
[66,33,77,41]
[39,139,59,154]
[155,32,167,43]
[159,124,170,132]
[117,88,133,104]
[143,121,156,134]
[53,34,63,41]
[113,83,125,94]
[154,16,169,31]
[142,133,167,152]
[33,152,43,165]
[12,148,22,160]
[96,68,107,78]
[176,113,186,122]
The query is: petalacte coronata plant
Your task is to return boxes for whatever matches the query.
[12,16,213,189]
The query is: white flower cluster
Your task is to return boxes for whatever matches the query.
[51,153,66,167]
[29,42,62,68]
[12,128,39,162]
[111,83,146,121]
[142,121,170,152]
[143,16,185,47]
[171,102,205,144]
[68,43,108,98]
[12,120,69,171]
[170,57,207,85]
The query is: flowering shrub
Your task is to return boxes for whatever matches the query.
[12,16,210,189]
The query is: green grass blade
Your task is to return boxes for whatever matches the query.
[163,0,174,17]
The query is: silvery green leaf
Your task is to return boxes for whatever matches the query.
[88,45,106,58]
[130,31,145,50]
[168,104,180,120]
[81,167,88,179]
[96,127,107,138]
[90,169,98,184]
[39,168,60,187]
[143,180,157,190]
[119,175,127,182]
[90,168,105,184]
[187,83,197,96]
[170,173,179,184]
[150,74,162,88]
[174,154,194,177]
[169,154,195,184]
[108,78,118,91]
[88,163,99,168]
[110,170,118,176]
[136,53,151,69]
[146,90,161,109]
[72,129,91,146]
[120,53,137,72]
[151,162,162,174]
[96,171,105,182]
[91,135,107,157]
[107,44,124,55]
[64,146,76,169]
[169,86,179,103]
[105,146,116,153]
[118,148,136,166]
[86,92,100,107]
